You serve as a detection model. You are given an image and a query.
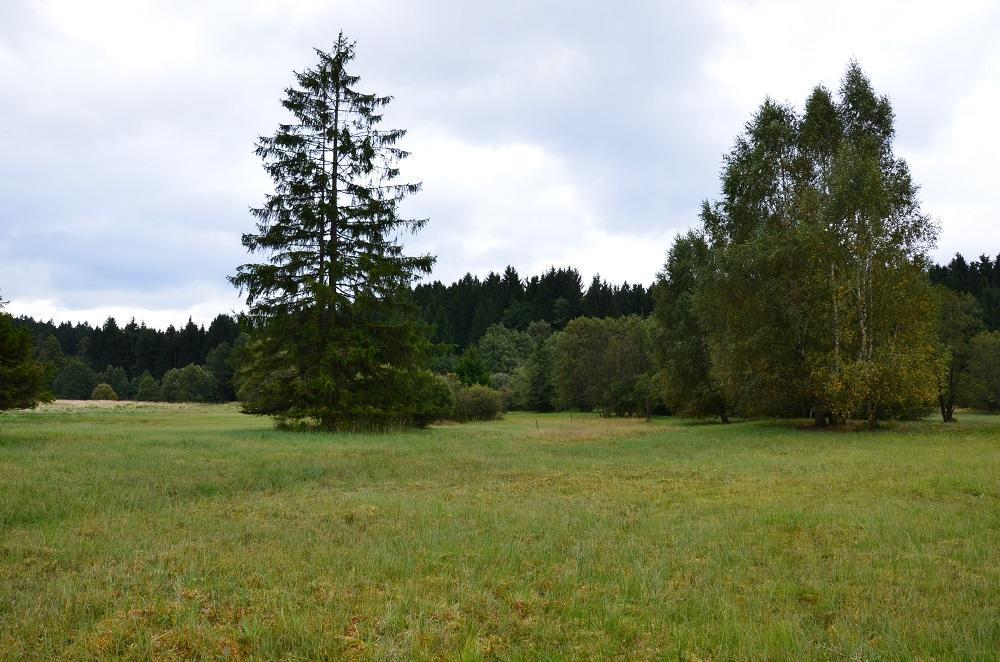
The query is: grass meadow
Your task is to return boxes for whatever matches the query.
[1,403,998,659]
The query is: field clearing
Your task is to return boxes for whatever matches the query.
[1,404,998,659]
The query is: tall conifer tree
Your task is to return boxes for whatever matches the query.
[230,34,439,429]
[0,294,51,411]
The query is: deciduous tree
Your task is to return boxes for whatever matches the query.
[965,332,1000,412]
[53,358,97,400]
[934,287,983,421]
[696,63,939,428]
[651,232,729,422]
[133,372,162,402]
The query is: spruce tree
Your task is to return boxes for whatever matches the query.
[230,34,438,429]
[0,295,51,410]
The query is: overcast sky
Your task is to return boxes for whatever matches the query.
[2,0,998,328]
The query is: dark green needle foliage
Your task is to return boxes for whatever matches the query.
[230,33,441,430]
[0,296,51,410]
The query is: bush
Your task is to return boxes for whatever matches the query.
[161,364,216,402]
[411,372,455,427]
[98,365,132,400]
[453,384,504,422]
[91,383,118,401]
[133,373,162,402]
[53,358,97,399]
[455,347,490,386]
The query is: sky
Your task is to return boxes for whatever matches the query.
[2,0,998,328]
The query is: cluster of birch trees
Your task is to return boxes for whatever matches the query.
[655,63,939,428]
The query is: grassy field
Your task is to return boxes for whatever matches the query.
[1,403,998,660]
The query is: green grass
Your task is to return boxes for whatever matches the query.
[1,403,998,659]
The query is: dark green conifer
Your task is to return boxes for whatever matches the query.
[230,33,437,429]
[0,296,51,410]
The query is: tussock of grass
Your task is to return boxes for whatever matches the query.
[1,407,998,658]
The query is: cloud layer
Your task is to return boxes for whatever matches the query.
[2,0,998,327]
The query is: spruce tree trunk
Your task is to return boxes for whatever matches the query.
[330,84,339,300]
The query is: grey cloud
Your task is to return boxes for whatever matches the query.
[0,0,997,324]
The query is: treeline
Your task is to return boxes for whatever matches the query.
[426,251,1000,423]
[13,314,245,402]
[458,317,658,416]
[413,266,653,349]
[11,247,999,415]
[930,254,1000,331]
[9,266,655,405]
[14,314,242,378]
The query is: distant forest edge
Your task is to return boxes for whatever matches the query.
[9,253,1000,405]
[10,266,651,401]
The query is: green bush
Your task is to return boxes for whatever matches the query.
[53,358,97,399]
[161,364,216,403]
[411,372,455,427]
[98,365,132,400]
[133,373,162,402]
[453,384,504,422]
[91,383,118,401]
[455,347,490,386]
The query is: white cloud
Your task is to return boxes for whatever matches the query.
[906,65,1000,260]
[704,0,1000,261]
[404,127,669,284]
[5,290,240,329]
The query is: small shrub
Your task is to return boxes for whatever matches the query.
[453,384,504,422]
[53,358,97,399]
[455,347,490,386]
[133,373,162,402]
[162,364,216,402]
[412,372,455,427]
[91,383,118,401]
[98,365,132,400]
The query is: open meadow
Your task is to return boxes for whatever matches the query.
[1,403,998,659]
